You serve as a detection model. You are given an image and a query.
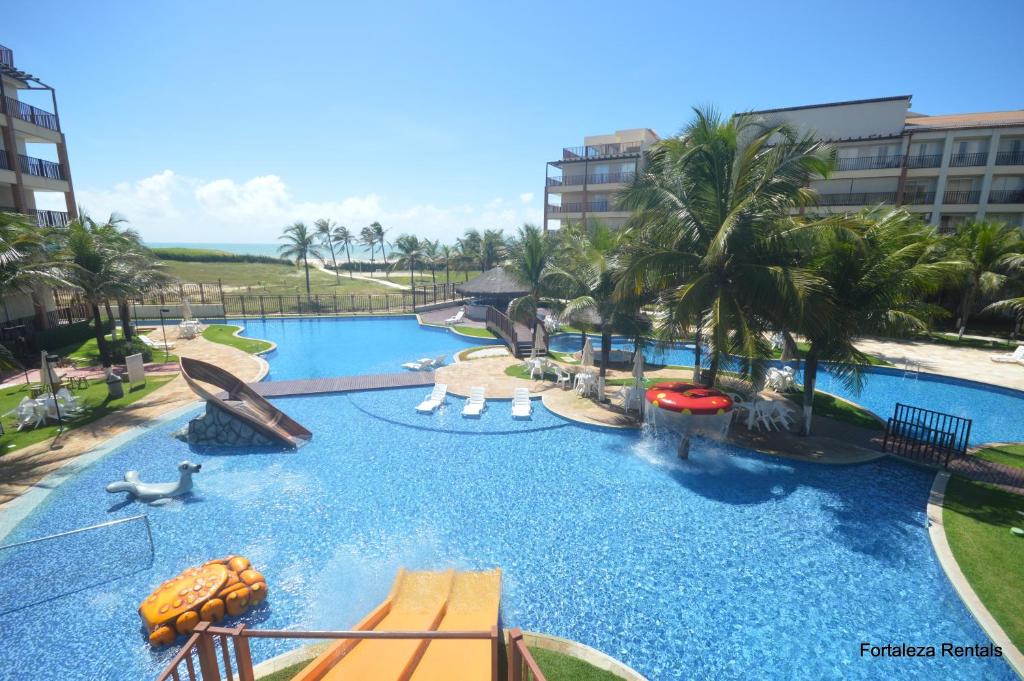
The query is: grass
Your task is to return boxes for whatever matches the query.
[0,375,177,452]
[156,260,401,295]
[942,477,1024,652]
[202,324,274,354]
[782,389,883,431]
[452,325,497,339]
[56,332,178,365]
[916,331,1017,351]
[974,444,1024,470]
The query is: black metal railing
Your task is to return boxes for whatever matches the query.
[0,45,12,68]
[900,190,936,205]
[905,154,942,169]
[0,148,9,171]
[586,171,635,184]
[0,206,71,227]
[948,151,989,167]
[3,96,59,132]
[817,191,897,206]
[19,154,65,180]
[988,189,1024,204]
[546,174,585,186]
[547,200,621,213]
[995,150,1024,166]
[835,155,903,171]
[562,142,643,160]
[943,189,981,204]
[882,402,972,468]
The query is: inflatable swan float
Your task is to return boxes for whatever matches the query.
[106,461,201,503]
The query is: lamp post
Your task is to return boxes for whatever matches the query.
[159,308,170,361]
[45,352,65,443]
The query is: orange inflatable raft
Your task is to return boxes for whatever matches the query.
[645,382,733,415]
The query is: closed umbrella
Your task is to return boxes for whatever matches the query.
[181,299,194,322]
[632,348,645,388]
[581,337,594,368]
[39,351,57,389]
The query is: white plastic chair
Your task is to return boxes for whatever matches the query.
[462,387,486,417]
[444,308,466,325]
[511,387,532,418]
[55,387,84,414]
[6,397,44,430]
[554,366,572,390]
[415,384,447,413]
[991,346,1024,363]
[402,357,435,371]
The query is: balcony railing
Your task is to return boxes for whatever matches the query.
[906,154,942,169]
[19,154,65,181]
[546,174,584,187]
[900,190,936,205]
[3,96,60,132]
[995,150,1024,166]
[988,189,1024,204]
[0,45,12,68]
[948,152,989,167]
[943,189,981,204]
[546,171,636,187]
[817,191,897,206]
[562,142,643,160]
[0,149,10,171]
[0,206,71,227]
[548,200,623,213]
[834,155,904,171]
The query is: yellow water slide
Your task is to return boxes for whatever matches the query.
[293,568,502,681]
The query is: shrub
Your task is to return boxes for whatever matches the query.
[148,247,292,265]
[108,337,153,363]
[32,318,114,353]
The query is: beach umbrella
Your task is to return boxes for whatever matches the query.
[582,337,594,368]
[181,299,194,322]
[39,351,57,389]
[632,348,645,388]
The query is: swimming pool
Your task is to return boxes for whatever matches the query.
[550,334,1024,445]
[228,316,500,380]
[0,318,1016,680]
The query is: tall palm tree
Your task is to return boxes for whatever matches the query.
[332,225,356,278]
[359,226,378,275]
[617,106,833,385]
[439,244,455,284]
[314,218,340,283]
[422,239,439,285]
[390,234,426,282]
[506,224,552,329]
[944,220,1023,336]
[457,229,483,276]
[278,222,322,297]
[481,229,506,270]
[794,209,957,435]
[0,211,63,330]
[370,222,390,269]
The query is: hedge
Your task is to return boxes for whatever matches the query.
[32,318,114,353]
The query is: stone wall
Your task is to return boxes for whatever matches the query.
[187,401,275,447]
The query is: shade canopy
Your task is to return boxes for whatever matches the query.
[456,267,529,297]
[632,348,645,387]
[582,338,594,368]
[181,300,193,321]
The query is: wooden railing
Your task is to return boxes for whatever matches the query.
[486,305,520,352]
[155,621,541,681]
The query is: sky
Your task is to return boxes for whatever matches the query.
[7,0,1024,245]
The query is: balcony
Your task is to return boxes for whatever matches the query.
[996,151,1024,166]
[901,191,936,205]
[834,155,903,172]
[0,206,71,227]
[3,96,60,132]
[943,189,981,204]
[19,154,65,181]
[817,191,897,206]
[547,200,623,214]
[0,148,10,172]
[988,189,1024,204]
[948,152,989,167]
[547,171,636,187]
[562,142,643,161]
[0,45,12,68]
[906,154,942,169]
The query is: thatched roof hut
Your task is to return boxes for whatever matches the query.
[456,267,529,306]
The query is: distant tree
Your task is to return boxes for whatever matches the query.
[315,218,340,283]
[945,220,1024,336]
[458,229,483,273]
[371,222,390,269]
[506,224,552,329]
[391,234,427,283]
[278,222,322,297]
[359,226,378,275]
[422,239,439,284]
[332,225,355,278]
[439,244,455,284]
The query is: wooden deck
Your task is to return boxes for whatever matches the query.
[249,371,435,398]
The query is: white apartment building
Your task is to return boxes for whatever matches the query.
[745,96,1024,231]
[543,128,659,231]
[0,43,76,228]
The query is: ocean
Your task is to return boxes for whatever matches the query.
[146,242,386,259]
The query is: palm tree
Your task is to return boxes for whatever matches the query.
[944,220,1024,336]
[315,218,340,283]
[439,244,455,284]
[332,225,356,278]
[617,106,833,386]
[359,226,378,275]
[457,230,483,276]
[481,229,506,270]
[278,222,322,297]
[390,234,426,282]
[0,211,63,330]
[422,239,439,285]
[547,222,647,378]
[794,209,957,435]
[370,222,390,269]
[506,224,552,330]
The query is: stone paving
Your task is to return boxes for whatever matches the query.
[855,336,1024,391]
[0,327,265,508]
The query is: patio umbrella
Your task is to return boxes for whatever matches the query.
[39,351,57,389]
[181,299,194,322]
[632,348,645,388]
[581,337,594,368]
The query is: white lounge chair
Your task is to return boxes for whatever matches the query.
[402,357,434,371]
[462,387,486,417]
[415,383,448,413]
[511,387,532,418]
[430,354,447,369]
[991,346,1024,363]
[140,334,175,350]
[444,308,466,325]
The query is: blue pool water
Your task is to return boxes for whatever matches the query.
[228,316,499,380]
[0,319,1017,680]
[550,334,1024,445]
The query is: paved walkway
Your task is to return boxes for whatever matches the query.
[0,327,264,508]
[855,336,1024,391]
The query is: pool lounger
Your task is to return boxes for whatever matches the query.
[462,386,486,417]
[511,387,532,419]
[416,384,447,413]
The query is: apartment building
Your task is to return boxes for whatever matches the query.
[0,43,76,228]
[745,96,1024,231]
[543,128,659,231]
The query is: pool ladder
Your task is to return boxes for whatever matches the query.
[902,359,921,379]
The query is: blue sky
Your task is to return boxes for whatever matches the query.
[7,0,1024,243]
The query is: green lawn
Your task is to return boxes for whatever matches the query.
[974,444,1024,470]
[452,325,497,339]
[782,390,883,431]
[942,477,1024,652]
[56,332,177,365]
[918,332,1017,351]
[202,324,274,354]
[156,260,402,295]
[0,375,177,452]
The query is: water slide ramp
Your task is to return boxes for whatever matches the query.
[293,569,502,681]
[179,356,312,449]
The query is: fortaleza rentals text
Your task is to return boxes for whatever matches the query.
[861,643,1003,658]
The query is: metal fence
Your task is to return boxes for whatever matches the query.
[881,402,972,468]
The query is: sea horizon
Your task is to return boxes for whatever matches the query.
[146,241,388,259]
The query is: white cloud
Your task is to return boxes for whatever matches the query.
[519,192,534,204]
[75,171,543,244]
